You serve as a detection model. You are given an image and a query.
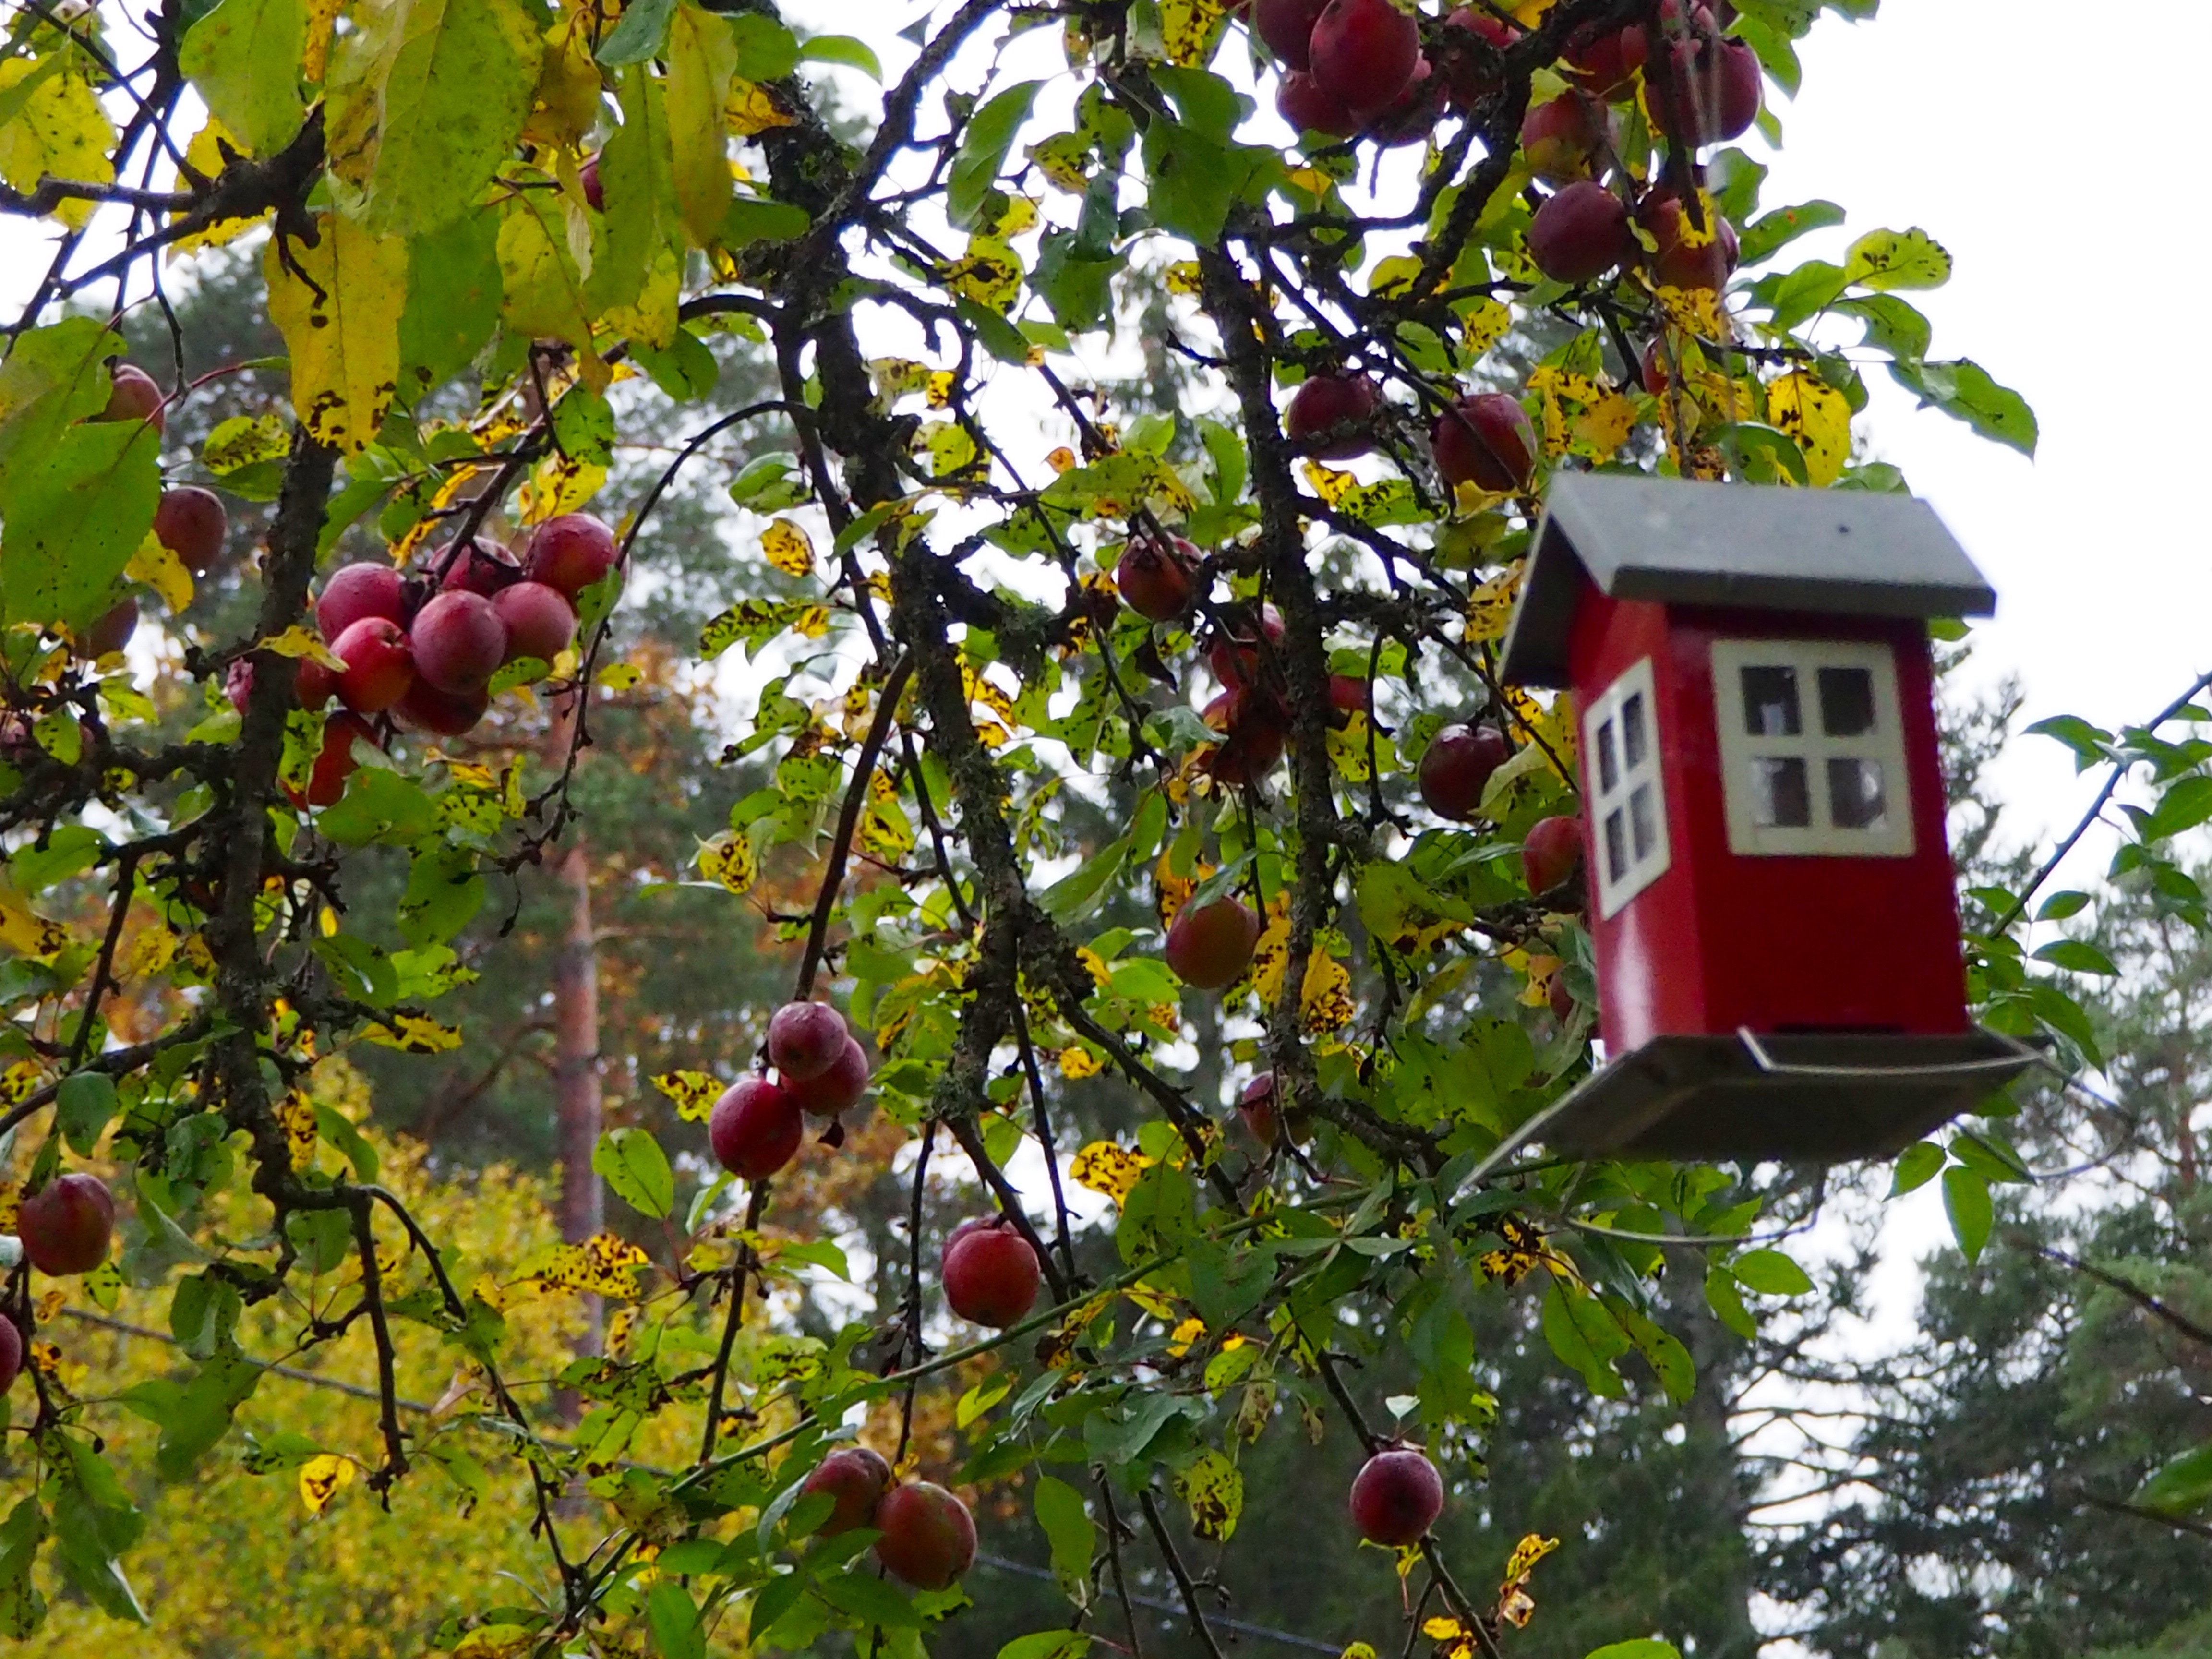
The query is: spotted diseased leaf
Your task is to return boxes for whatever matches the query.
[1465,565,1522,642]
[696,829,757,894]
[944,236,1022,312]
[1176,1449,1243,1541]
[297,1454,353,1517]
[1071,1141,1153,1202]
[276,1089,318,1171]
[1300,952,1354,1033]
[1766,369,1851,486]
[0,57,115,231]
[202,414,293,476]
[653,1070,721,1121]
[360,1012,464,1053]
[724,78,794,136]
[761,517,814,577]
[516,1231,653,1299]
[698,597,814,661]
[1842,227,1951,292]
[1058,1045,1103,1079]
[1160,0,1230,65]
[264,215,408,455]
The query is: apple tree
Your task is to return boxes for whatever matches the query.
[0,0,2149,1652]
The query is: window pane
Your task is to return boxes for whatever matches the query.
[1596,718,1619,794]
[1828,758,1888,829]
[1629,783,1657,861]
[1604,808,1629,883]
[1621,692,1648,770]
[1818,666,1877,737]
[1741,666,1801,737]
[1751,757,1811,828]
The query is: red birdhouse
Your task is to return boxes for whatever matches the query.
[1498,475,2035,1161]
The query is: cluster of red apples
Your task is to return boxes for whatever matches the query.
[233,513,617,808]
[798,1448,979,1592]
[1240,0,1757,499]
[1116,538,1589,995]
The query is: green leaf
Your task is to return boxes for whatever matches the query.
[2137,1440,2212,1516]
[632,329,722,401]
[1889,358,2038,457]
[2142,774,2212,840]
[667,5,739,244]
[315,767,438,846]
[1731,1248,1814,1296]
[1586,1643,1682,1659]
[179,0,306,156]
[2024,713,2111,771]
[998,1634,1091,1659]
[725,12,799,79]
[1941,1165,1993,1263]
[1843,226,1952,291]
[1890,1140,1944,1196]
[721,194,813,249]
[594,1127,674,1218]
[596,63,682,315]
[1608,1298,1695,1403]
[1951,1130,2033,1186]
[1033,1476,1094,1585]
[645,1581,707,1659]
[1760,259,1848,332]
[1704,1265,1755,1339]
[396,210,502,401]
[1141,122,1265,244]
[595,0,675,64]
[799,35,882,79]
[1736,199,1842,265]
[0,1498,46,1638]
[2035,890,2092,922]
[2032,938,2119,977]
[56,1072,118,1157]
[949,81,1043,228]
[1834,293,1932,362]
[1541,1278,1627,1398]
[816,1568,922,1627]
[0,421,161,631]
[333,0,541,235]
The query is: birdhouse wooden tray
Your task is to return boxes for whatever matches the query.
[1525,1028,2042,1162]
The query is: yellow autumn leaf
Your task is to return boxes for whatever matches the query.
[360,1013,464,1054]
[1300,951,1354,1033]
[518,450,606,522]
[725,77,793,136]
[696,829,757,895]
[762,517,814,577]
[172,117,269,253]
[0,882,67,961]
[1070,1141,1153,1202]
[298,1454,354,1517]
[1767,368,1852,486]
[277,1090,319,1172]
[1177,1449,1244,1542]
[1166,1315,1206,1357]
[944,237,1022,312]
[0,57,116,231]
[261,625,349,670]
[1465,564,1522,642]
[126,534,193,614]
[514,1231,653,1299]
[1159,0,1228,64]
[666,2,737,244]
[263,213,408,456]
[1057,1046,1102,1079]
[652,1070,722,1122]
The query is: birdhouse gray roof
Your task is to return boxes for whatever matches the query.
[1498,474,1996,687]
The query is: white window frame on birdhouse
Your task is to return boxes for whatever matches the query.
[1710,637,1916,859]
[1584,656,1671,919]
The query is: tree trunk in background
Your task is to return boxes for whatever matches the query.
[553,836,603,1358]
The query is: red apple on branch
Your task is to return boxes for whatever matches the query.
[1350,1447,1444,1546]
[1431,393,1536,493]
[1308,0,1419,119]
[1166,895,1262,990]
[1528,180,1633,286]
[709,1076,805,1179]
[1523,815,1585,896]
[801,1447,893,1536]
[1419,725,1511,819]
[1285,373,1382,459]
[943,1219,1043,1328]
[19,1171,115,1275]
[874,1482,977,1590]
[317,563,410,640]
[153,486,228,577]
